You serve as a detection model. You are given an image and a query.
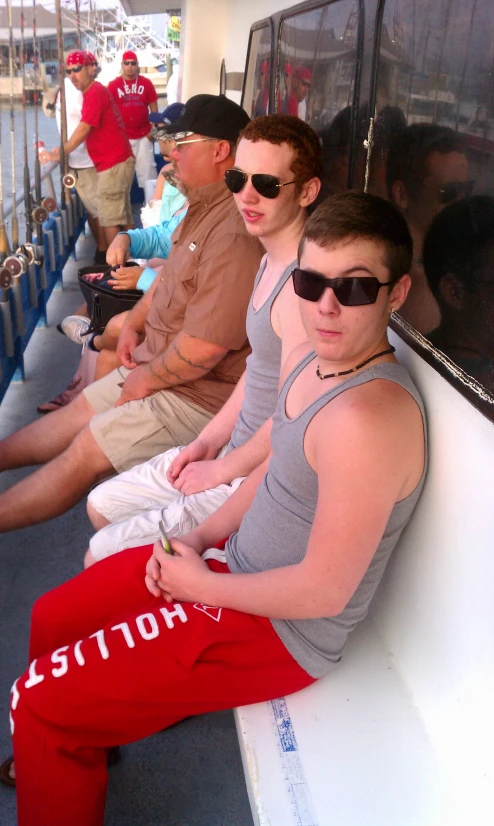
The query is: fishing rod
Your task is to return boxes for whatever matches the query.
[0,115,13,292]
[74,0,82,49]
[20,0,32,244]
[7,0,19,254]
[31,0,51,230]
[55,0,69,214]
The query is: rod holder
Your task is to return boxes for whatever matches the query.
[1,298,15,358]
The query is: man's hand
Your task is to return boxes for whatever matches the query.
[107,265,144,291]
[106,234,131,267]
[144,531,205,597]
[116,325,141,369]
[114,365,155,407]
[166,438,218,485]
[172,458,230,495]
[148,538,212,603]
[146,131,155,142]
[40,147,59,164]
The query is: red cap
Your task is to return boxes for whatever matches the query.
[66,51,90,67]
[85,51,97,64]
[294,65,312,82]
[122,50,138,62]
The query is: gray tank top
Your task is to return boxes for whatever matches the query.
[228,259,296,450]
[225,354,428,678]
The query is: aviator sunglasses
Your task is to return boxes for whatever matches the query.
[292,268,397,306]
[123,60,138,65]
[66,65,85,75]
[224,168,299,199]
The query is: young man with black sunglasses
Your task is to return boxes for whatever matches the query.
[84,114,321,565]
[108,51,159,190]
[386,122,471,333]
[8,193,427,825]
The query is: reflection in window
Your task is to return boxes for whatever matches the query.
[371,0,494,395]
[278,2,358,197]
[423,196,494,394]
[243,26,272,118]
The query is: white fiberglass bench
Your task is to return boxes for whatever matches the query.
[235,337,494,826]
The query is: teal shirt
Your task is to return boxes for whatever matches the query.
[120,184,188,292]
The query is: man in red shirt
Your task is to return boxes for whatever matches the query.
[286,65,311,121]
[41,51,136,246]
[108,50,158,188]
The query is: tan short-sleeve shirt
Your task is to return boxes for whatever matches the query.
[132,180,263,414]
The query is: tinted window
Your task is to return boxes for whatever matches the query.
[278,1,359,197]
[243,25,272,118]
[371,0,494,397]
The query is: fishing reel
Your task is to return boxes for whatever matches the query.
[0,266,12,291]
[3,251,29,277]
[17,243,44,268]
[62,172,77,189]
[42,196,58,213]
[31,205,49,224]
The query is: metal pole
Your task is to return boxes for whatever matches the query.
[7,0,19,251]
[55,0,68,211]
[20,0,33,244]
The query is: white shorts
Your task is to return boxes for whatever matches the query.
[87,445,245,561]
[129,137,157,187]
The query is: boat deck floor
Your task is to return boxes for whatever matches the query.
[0,231,254,825]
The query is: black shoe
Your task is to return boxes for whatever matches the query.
[93,250,108,265]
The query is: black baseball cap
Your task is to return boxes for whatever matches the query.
[165,94,250,142]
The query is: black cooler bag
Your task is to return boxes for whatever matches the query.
[77,263,143,335]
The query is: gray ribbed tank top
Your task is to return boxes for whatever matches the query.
[225,353,428,678]
[228,259,296,450]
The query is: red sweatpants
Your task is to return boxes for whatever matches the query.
[11,544,315,826]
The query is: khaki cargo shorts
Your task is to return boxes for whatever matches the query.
[72,166,99,219]
[97,156,135,227]
[83,366,213,473]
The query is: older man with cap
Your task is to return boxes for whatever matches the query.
[108,51,158,188]
[40,51,135,247]
[0,94,263,534]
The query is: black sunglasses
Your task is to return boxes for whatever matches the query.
[292,268,397,306]
[224,168,299,199]
[422,179,475,205]
[123,60,138,66]
[66,65,85,75]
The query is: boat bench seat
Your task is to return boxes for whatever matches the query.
[234,616,451,826]
[234,521,489,825]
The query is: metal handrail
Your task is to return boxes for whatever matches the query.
[3,161,59,220]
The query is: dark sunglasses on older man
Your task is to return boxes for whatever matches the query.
[292,268,397,306]
[123,60,138,66]
[224,168,299,199]
[66,65,85,75]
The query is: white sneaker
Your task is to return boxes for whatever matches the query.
[60,315,91,345]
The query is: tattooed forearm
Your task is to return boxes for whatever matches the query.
[172,341,214,372]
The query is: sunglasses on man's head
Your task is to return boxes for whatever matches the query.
[66,65,85,75]
[224,168,299,199]
[123,60,137,66]
[292,268,397,306]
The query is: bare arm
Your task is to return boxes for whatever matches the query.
[152,172,166,201]
[115,329,229,406]
[151,388,422,618]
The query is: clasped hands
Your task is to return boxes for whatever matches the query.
[145,534,212,602]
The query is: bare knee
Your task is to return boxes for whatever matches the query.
[87,499,110,531]
[70,426,113,482]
